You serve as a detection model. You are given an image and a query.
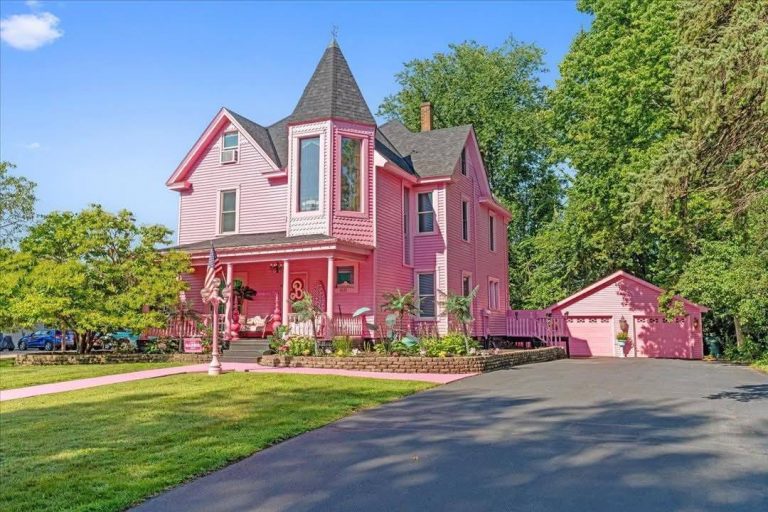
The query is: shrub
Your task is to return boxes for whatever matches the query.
[268,324,290,352]
[144,337,180,354]
[422,332,479,357]
[332,336,353,356]
[278,336,316,356]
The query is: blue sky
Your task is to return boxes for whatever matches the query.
[1,1,590,237]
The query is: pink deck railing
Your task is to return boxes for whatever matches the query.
[507,310,568,347]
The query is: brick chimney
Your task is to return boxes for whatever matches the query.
[420,101,433,132]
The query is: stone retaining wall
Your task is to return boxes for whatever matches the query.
[258,347,565,374]
[13,353,210,366]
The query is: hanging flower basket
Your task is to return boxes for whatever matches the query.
[616,331,629,346]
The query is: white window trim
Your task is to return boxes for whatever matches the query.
[335,261,359,294]
[295,135,323,214]
[416,190,436,235]
[220,131,240,164]
[461,196,470,242]
[217,187,240,235]
[416,271,437,319]
[488,277,500,311]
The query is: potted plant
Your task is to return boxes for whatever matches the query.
[616,331,629,346]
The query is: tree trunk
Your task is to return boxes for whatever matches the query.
[734,317,744,348]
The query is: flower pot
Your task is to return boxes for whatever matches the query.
[616,340,626,346]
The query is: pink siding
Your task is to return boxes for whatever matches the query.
[330,121,375,245]
[445,135,508,336]
[551,275,704,359]
[374,170,415,330]
[178,122,286,245]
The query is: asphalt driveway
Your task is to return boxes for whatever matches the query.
[133,359,768,512]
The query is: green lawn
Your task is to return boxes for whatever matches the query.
[0,372,432,512]
[0,360,188,390]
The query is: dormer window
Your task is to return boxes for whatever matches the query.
[298,137,320,212]
[340,137,362,211]
[221,132,239,164]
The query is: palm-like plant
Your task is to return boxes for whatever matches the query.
[291,291,322,354]
[380,289,420,339]
[441,286,478,354]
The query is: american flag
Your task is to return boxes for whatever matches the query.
[204,243,224,291]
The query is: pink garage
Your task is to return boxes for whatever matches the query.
[545,271,709,359]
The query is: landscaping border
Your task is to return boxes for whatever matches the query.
[258,347,565,373]
[13,353,210,366]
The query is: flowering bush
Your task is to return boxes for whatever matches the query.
[278,336,317,356]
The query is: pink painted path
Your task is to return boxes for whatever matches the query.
[0,363,476,402]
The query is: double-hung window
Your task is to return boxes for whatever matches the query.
[298,137,320,212]
[461,200,469,241]
[417,192,435,233]
[403,188,412,265]
[462,273,472,297]
[489,213,496,251]
[220,189,237,233]
[221,132,239,163]
[417,273,436,318]
[488,278,500,310]
[340,137,362,211]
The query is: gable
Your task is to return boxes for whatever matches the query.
[548,271,709,313]
[167,108,281,188]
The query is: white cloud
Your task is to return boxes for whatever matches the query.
[0,12,62,51]
[24,142,42,150]
[25,1,42,8]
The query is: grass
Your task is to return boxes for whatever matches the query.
[0,360,188,390]
[0,372,432,512]
[752,358,768,374]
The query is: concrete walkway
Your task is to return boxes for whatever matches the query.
[133,358,768,512]
[0,362,474,401]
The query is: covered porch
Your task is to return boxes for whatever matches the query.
[177,233,376,341]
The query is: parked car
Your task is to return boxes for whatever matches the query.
[0,334,14,351]
[93,329,140,351]
[17,330,75,351]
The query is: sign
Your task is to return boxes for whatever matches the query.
[183,337,203,353]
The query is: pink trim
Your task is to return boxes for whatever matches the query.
[546,271,710,313]
[167,109,280,186]
[333,129,369,219]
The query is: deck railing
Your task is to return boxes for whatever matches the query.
[507,310,568,347]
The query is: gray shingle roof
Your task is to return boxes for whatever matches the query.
[225,109,281,167]
[290,41,375,126]
[170,232,334,252]
[378,120,472,178]
[219,44,471,179]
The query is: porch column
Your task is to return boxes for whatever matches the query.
[326,256,335,337]
[281,259,290,325]
[224,263,233,338]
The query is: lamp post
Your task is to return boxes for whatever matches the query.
[201,277,229,376]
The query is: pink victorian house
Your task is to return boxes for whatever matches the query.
[166,41,511,349]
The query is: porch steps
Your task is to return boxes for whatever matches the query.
[222,339,270,364]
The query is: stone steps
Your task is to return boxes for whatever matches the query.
[222,339,270,363]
